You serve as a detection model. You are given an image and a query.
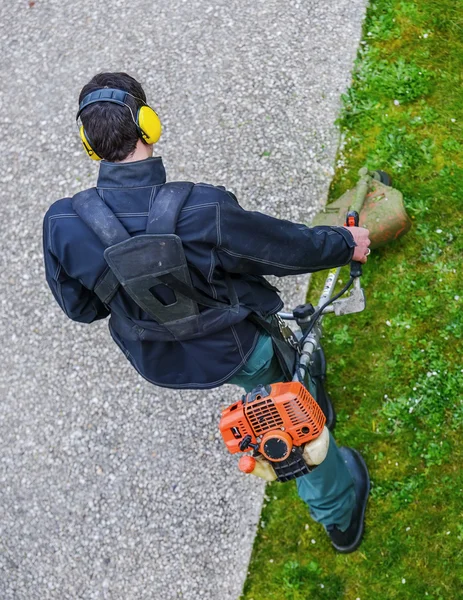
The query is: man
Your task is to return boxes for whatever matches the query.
[43,72,371,553]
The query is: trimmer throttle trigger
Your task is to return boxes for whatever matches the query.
[346,210,359,227]
[346,215,357,227]
[346,210,362,278]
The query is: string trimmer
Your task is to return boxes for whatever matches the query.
[219,168,411,482]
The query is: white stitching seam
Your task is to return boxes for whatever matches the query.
[97,184,163,191]
[218,247,306,271]
[49,214,79,220]
[48,223,70,318]
[48,204,218,220]
[231,325,246,362]
[207,249,218,299]
[216,202,221,246]
[48,212,149,219]
[180,202,219,212]
[215,196,310,270]
[122,329,261,389]
[180,203,220,298]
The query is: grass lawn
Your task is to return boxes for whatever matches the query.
[242,1,463,598]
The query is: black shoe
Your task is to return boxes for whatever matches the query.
[326,447,370,554]
[309,346,336,430]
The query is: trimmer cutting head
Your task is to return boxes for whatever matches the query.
[311,169,411,249]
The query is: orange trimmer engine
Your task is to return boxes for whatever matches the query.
[219,381,326,482]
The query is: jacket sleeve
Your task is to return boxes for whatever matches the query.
[215,192,356,276]
[43,212,110,324]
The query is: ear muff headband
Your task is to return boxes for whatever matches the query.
[76,88,162,160]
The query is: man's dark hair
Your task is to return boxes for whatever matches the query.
[78,72,148,162]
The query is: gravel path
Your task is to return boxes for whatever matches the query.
[0,1,366,598]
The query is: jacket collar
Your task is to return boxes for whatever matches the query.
[97,156,166,189]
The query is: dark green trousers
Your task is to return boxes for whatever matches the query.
[229,333,355,531]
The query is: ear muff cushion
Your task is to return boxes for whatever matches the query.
[79,126,102,161]
[137,106,162,145]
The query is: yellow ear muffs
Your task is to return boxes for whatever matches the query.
[137,105,162,145]
[79,126,102,161]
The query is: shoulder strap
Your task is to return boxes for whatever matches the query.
[72,184,196,306]
[72,188,129,304]
[72,188,130,247]
[72,182,238,315]
[146,181,194,234]
[72,183,194,244]
[145,182,239,311]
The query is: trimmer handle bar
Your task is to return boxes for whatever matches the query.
[346,209,362,279]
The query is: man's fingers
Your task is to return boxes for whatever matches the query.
[352,245,371,262]
[345,226,372,263]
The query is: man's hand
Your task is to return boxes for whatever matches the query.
[344,226,371,263]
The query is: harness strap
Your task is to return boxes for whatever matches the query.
[248,313,298,381]
[72,188,131,246]
[73,183,238,312]
[94,268,121,304]
[73,184,197,306]
[72,188,130,304]
[146,182,194,234]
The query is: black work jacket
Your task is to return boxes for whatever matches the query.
[43,157,356,389]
